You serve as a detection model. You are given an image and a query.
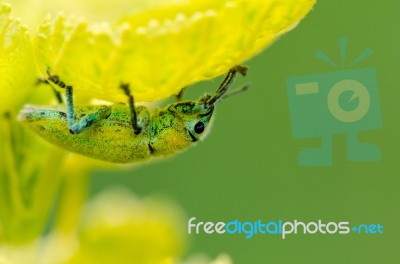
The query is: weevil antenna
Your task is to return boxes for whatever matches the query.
[205,65,247,108]
[221,84,250,100]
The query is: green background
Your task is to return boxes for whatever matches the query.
[91,0,400,263]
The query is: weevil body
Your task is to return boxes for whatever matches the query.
[19,66,248,163]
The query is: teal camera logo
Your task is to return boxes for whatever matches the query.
[287,38,382,166]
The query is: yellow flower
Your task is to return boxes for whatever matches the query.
[160,254,233,264]
[178,254,233,264]
[33,0,316,103]
[0,0,316,263]
[68,188,185,264]
[0,3,69,247]
[0,256,13,264]
[0,3,36,113]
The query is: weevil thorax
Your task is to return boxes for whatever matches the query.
[149,95,214,157]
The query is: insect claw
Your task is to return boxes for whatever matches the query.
[45,67,66,88]
[175,87,187,102]
[233,65,248,76]
[36,77,48,86]
[119,83,131,96]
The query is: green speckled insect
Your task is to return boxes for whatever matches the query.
[19,66,249,163]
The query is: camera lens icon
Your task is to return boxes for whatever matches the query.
[327,79,370,123]
[287,67,382,166]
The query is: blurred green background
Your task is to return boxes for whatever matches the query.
[90,0,400,263]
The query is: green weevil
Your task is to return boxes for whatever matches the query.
[19,65,249,163]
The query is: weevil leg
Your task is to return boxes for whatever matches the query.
[206,65,248,108]
[120,83,142,135]
[175,87,187,102]
[65,86,111,134]
[46,68,110,134]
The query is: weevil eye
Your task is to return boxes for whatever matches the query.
[194,121,205,134]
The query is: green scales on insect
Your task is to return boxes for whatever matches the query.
[19,66,249,163]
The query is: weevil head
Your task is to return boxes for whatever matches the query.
[150,67,249,157]
[171,95,215,142]
[149,97,215,156]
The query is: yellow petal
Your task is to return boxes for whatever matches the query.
[0,256,13,264]
[34,0,315,103]
[158,257,174,264]
[68,188,185,264]
[180,254,233,264]
[11,0,188,28]
[0,3,36,113]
